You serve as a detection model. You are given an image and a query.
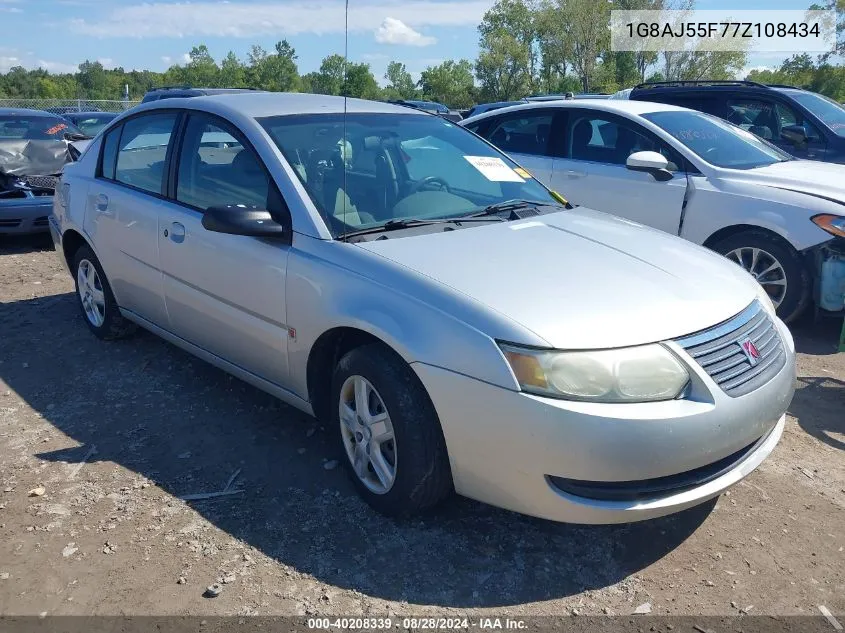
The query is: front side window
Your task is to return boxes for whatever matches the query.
[114,113,178,194]
[72,114,116,137]
[485,112,554,156]
[567,114,681,170]
[788,90,845,137]
[643,110,792,169]
[176,114,268,211]
[259,113,557,236]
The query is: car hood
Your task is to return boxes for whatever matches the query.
[729,160,845,210]
[355,208,760,349]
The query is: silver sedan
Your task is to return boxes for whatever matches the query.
[50,93,796,523]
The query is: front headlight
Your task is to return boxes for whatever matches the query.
[811,213,845,238]
[756,286,777,317]
[499,343,690,403]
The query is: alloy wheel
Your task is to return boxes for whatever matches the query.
[77,259,106,328]
[724,246,788,308]
[338,375,397,494]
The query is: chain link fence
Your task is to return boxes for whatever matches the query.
[0,99,141,113]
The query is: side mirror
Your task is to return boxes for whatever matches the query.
[781,124,808,146]
[626,150,673,182]
[202,205,288,238]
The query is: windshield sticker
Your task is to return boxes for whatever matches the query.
[464,156,525,182]
[513,167,532,179]
[45,123,68,136]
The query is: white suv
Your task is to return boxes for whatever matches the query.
[462,100,845,322]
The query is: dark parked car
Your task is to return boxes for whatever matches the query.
[61,111,118,137]
[386,99,463,122]
[1,108,86,235]
[141,86,265,103]
[629,80,845,163]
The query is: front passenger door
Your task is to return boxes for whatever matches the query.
[158,112,292,388]
[550,111,689,235]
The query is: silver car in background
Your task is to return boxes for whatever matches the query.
[51,93,796,524]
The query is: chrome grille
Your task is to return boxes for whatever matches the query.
[21,175,58,191]
[675,301,786,398]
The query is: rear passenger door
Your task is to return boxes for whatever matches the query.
[474,109,560,184]
[550,110,689,235]
[87,111,178,326]
[157,111,292,388]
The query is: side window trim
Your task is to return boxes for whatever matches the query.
[169,110,292,230]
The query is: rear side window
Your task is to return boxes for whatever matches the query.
[99,127,120,180]
[484,112,554,156]
[176,113,270,211]
[114,113,178,195]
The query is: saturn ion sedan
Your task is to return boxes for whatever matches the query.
[50,93,796,524]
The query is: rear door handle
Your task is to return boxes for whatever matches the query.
[94,193,113,216]
[168,221,186,244]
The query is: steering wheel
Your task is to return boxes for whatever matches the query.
[411,176,451,194]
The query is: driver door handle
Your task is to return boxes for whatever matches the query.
[168,221,186,244]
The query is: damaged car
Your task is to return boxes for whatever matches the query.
[463,100,845,321]
[1,108,88,236]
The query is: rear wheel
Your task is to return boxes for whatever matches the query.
[331,344,452,517]
[711,230,810,323]
[72,245,137,340]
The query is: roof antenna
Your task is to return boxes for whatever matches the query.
[341,0,349,237]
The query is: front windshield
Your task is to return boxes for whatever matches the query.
[787,90,845,137]
[0,115,82,140]
[259,112,558,237]
[71,113,116,137]
[642,110,792,169]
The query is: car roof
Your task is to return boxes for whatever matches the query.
[133,91,421,118]
[461,98,686,123]
[0,107,65,117]
[67,111,117,117]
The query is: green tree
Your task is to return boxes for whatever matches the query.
[476,0,537,99]
[343,62,380,99]
[311,54,346,95]
[561,0,611,91]
[184,44,218,87]
[220,51,247,88]
[419,59,476,108]
[384,61,417,99]
[77,60,109,98]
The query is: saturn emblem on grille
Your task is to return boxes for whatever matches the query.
[739,338,761,366]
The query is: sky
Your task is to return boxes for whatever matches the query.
[0,0,827,88]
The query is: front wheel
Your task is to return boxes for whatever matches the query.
[711,230,810,323]
[331,343,453,517]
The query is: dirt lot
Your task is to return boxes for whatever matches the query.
[0,235,843,619]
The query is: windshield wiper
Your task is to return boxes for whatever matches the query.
[467,198,556,218]
[340,216,504,239]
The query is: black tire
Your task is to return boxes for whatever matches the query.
[330,343,453,517]
[72,245,137,340]
[711,230,810,324]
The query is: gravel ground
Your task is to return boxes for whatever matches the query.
[0,234,843,619]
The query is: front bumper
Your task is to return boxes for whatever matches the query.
[0,197,53,235]
[412,318,796,524]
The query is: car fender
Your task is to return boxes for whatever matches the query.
[284,236,548,402]
[680,176,838,251]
